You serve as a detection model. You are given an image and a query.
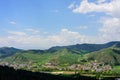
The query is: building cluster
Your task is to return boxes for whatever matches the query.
[0,60,112,72]
[68,61,112,72]
[0,62,31,70]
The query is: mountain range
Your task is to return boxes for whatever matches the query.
[0,41,120,68]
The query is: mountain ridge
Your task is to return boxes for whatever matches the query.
[0,47,22,58]
[49,41,120,53]
[0,41,120,68]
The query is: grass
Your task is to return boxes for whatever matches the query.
[84,47,120,65]
[2,52,53,65]
[112,66,120,73]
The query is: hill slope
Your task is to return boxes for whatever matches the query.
[0,47,21,58]
[84,43,120,65]
[1,41,120,68]
[1,48,82,66]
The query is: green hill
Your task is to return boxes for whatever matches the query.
[84,45,120,65]
[1,41,120,71]
[1,48,82,67]
[47,48,82,66]
[1,51,52,65]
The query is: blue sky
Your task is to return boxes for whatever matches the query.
[0,0,98,35]
[0,0,120,49]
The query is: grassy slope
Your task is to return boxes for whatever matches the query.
[1,48,82,66]
[112,66,120,73]
[84,46,120,65]
[1,52,53,65]
[48,48,82,66]
[2,45,120,68]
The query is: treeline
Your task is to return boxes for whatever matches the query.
[0,65,118,80]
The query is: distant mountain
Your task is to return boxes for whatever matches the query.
[49,41,120,53]
[1,48,82,66]
[0,49,50,64]
[0,47,21,58]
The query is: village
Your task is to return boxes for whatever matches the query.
[0,60,112,73]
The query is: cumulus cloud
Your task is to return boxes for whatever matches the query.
[0,29,90,49]
[71,0,120,17]
[99,17,120,41]
[69,0,120,43]
[1,27,119,49]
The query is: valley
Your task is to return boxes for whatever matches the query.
[0,41,120,79]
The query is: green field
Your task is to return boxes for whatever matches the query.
[112,66,120,73]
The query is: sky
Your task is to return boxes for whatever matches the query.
[0,0,120,49]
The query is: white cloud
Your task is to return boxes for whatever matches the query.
[78,26,88,29]
[1,27,119,49]
[51,10,59,13]
[8,31,27,36]
[25,28,40,34]
[99,17,120,41]
[97,0,107,3]
[58,28,87,44]
[1,0,120,49]
[68,1,76,9]
[68,0,120,43]
[71,0,120,17]
[0,29,89,49]
[9,21,16,25]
